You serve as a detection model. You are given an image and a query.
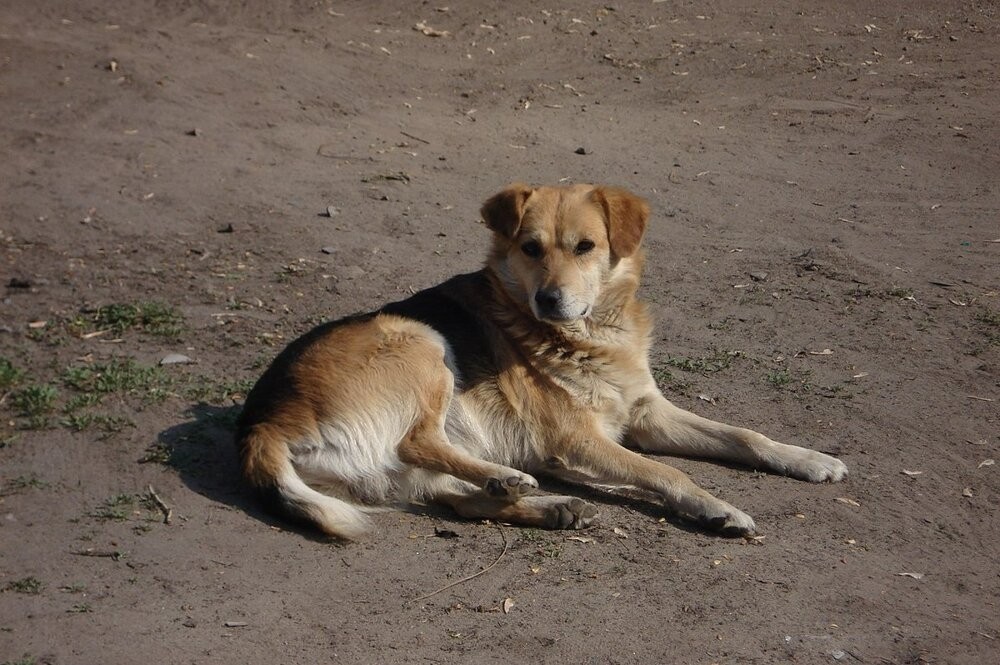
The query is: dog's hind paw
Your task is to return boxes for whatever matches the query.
[485,472,539,499]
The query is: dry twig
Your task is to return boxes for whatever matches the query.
[410,524,508,603]
[147,484,173,524]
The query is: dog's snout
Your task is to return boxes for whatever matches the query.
[534,288,563,312]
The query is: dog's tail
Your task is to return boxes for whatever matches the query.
[239,424,371,540]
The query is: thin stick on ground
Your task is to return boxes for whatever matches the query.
[72,549,125,560]
[147,484,173,524]
[409,524,509,604]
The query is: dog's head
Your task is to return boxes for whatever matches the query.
[481,184,649,324]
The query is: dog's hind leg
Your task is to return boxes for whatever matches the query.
[396,365,538,500]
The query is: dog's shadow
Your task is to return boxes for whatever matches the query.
[154,403,333,542]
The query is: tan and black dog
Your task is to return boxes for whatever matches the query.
[236,183,847,539]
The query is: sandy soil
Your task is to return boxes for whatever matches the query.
[1,1,998,663]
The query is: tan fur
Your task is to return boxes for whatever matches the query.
[236,183,847,539]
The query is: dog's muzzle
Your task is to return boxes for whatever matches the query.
[532,288,589,322]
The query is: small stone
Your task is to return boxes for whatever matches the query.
[325,206,340,217]
[182,619,196,628]
[160,353,193,366]
[574,147,588,155]
[186,128,201,137]
[749,271,769,282]
[216,223,234,234]
[320,246,336,255]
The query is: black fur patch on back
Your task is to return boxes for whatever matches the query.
[379,272,496,389]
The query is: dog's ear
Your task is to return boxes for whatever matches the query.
[591,186,650,258]
[481,183,533,239]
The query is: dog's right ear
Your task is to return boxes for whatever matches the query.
[480,184,533,239]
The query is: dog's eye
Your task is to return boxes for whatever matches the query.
[521,241,543,258]
[574,240,595,255]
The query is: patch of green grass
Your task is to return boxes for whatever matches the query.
[10,384,58,429]
[886,287,914,299]
[664,349,742,374]
[534,542,563,560]
[0,358,24,390]
[4,577,43,594]
[1,475,49,496]
[976,307,1000,327]
[89,492,163,525]
[651,367,691,394]
[63,392,104,412]
[183,377,254,404]
[61,413,134,436]
[975,307,1000,347]
[62,359,172,402]
[67,603,93,614]
[89,493,137,522]
[25,321,62,345]
[92,301,184,338]
[138,443,172,465]
[765,369,793,388]
[2,656,37,665]
[59,583,87,594]
[706,317,735,332]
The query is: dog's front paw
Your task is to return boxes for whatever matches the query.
[700,504,757,537]
[775,446,848,483]
[544,497,598,530]
[485,472,539,499]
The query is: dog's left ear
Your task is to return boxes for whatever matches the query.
[481,183,533,239]
[591,186,650,258]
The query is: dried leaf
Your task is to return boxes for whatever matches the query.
[901,469,923,476]
[223,621,249,627]
[529,565,541,574]
[896,572,924,580]
[414,21,450,37]
[502,597,514,614]
[566,535,593,544]
[612,527,628,538]
[835,497,861,507]
[977,459,995,469]
[962,488,974,498]
[697,394,716,405]
[808,348,834,356]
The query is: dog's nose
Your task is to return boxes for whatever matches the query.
[534,288,563,312]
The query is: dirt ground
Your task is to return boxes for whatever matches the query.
[1,1,998,663]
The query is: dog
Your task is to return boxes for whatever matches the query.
[236,183,847,539]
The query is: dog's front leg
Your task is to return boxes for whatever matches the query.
[546,438,757,535]
[627,393,848,482]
